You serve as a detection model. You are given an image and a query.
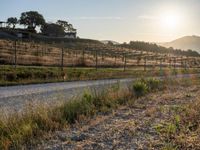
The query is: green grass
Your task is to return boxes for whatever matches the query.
[132,78,164,98]
[0,65,199,86]
[132,81,148,98]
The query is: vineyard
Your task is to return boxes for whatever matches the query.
[0,39,200,70]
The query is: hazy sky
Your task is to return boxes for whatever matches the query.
[1,0,200,42]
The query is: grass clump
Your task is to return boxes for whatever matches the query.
[132,78,164,98]
[145,78,161,91]
[0,105,61,150]
[60,92,96,124]
[132,81,148,98]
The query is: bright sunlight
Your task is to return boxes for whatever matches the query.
[160,12,181,30]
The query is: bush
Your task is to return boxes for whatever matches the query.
[17,71,33,79]
[60,92,95,123]
[145,78,161,91]
[5,72,17,81]
[133,81,148,98]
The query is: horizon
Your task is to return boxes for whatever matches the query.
[1,0,200,43]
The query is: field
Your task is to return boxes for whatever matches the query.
[1,39,199,69]
[1,38,200,86]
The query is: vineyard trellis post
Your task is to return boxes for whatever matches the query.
[114,55,117,66]
[14,40,17,68]
[169,58,172,68]
[82,49,85,65]
[61,48,64,71]
[95,50,98,70]
[184,59,187,70]
[160,59,162,71]
[144,56,146,71]
[174,57,176,70]
[123,53,127,72]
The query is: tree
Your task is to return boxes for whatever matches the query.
[68,23,77,33]
[56,20,69,32]
[41,23,65,37]
[19,11,45,32]
[56,20,76,33]
[7,17,18,29]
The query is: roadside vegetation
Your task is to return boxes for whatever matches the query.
[0,77,164,149]
[0,65,199,86]
[155,91,200,149]
[0,76,199,149]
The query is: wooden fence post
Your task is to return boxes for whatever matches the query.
[101,53,104,61]
[95,50,98,70]
[14,40,17,68]
[184,59,187,70]
[144,57,146,71]
[61,48,64,71]
[115,55,117,66]
[160,59,162,71]
[174,58,176,70]
[123,54,127,72]
[82,49,85,65]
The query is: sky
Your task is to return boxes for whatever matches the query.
[0,0,200,43]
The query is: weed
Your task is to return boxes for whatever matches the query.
[145,78,161,91]
[132,81,148,98]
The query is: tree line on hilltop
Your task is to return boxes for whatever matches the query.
[119,41,200,57]
[5,11,76,37]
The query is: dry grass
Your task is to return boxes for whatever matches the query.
[0,77,199,149]
[0,39,189,68]
[0,82,133,149]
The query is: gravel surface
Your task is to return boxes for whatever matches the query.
[0,78,133,113]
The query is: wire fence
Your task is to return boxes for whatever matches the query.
[0,39,200,71]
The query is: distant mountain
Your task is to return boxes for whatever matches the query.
[160,35,200,53]
[101,40,120,45]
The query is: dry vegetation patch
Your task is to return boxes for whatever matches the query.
[0,77,200,149]
[37,78,200,150]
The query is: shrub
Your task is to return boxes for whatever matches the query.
[133,81,148,98]
[17,71,33,79]
[5,72,17,81]
[145,78,161,91]
[60,92,95,123]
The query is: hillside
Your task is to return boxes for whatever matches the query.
[161,35,200,53]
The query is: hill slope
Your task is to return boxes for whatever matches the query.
[161,35,200,52]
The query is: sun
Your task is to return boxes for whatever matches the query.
[160,12,180,30]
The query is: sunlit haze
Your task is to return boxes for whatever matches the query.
[1,0,200,42]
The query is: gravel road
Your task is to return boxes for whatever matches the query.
[0,78,133,113]
[0,73,199,113]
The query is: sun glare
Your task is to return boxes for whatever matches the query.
[160,12,180,30]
